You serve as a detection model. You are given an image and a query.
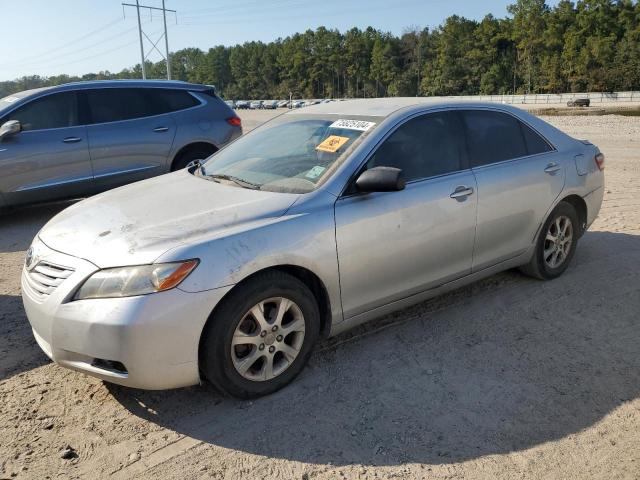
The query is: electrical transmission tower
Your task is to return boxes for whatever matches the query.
[122,0,176,80]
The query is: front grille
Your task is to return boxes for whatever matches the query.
[25,261,74,300]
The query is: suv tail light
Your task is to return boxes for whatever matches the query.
[594,152,605,171]
[226,117,242,127]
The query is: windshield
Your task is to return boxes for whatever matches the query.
[200,114,379,193]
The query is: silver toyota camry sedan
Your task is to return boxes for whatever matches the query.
[22,99,605,398]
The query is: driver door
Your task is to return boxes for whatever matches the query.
[334,111,478,318]
[0,91,93,207]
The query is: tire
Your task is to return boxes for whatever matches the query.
[200,271,320,398]
[520,201,579,280]
[171,147,216,171]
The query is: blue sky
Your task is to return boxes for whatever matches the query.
[0,0,558,81]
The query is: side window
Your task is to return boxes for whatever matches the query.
[8,92,78,131]
[368,111,463,182]
[147,89,200,113]
[521,122,553,155]
[461,110,528,167]
[86,88,157,124]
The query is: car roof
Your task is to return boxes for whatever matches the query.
[58,79,212,91]
[14,80,212,98]
[287,97,523,118]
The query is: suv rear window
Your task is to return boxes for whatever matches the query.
[86,88,156,123]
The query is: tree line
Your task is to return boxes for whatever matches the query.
[1,0,639,100]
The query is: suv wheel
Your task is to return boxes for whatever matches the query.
[171,146,216,171]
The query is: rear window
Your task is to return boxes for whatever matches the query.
[462,110,527,167]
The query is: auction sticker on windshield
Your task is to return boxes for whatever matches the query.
[329,119,376,131]
[316,135,350,153]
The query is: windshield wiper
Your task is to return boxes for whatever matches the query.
[204,174,262,190]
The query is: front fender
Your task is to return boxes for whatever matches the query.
[157,197,342,324]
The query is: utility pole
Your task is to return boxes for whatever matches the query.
[162,0,171,79]
[122,1,176,80]
[135,0,146,79]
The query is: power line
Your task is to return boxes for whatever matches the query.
[3,25,141,69]
[26,27,165,73]
[9,17,123,64]
[178,0,425,27]
[179,0,315,19]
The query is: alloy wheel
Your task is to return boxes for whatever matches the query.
[231,297,306,382]
[544,215,573,269]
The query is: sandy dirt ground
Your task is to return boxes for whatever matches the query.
[0,109,638,480]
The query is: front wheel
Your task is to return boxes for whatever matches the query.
[520,201,579,280]
[200,271,320,398]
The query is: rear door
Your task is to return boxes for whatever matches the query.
[460,109,565,271]
[84,87,178,191]
[0,91,93,206]
[334,111,477,318]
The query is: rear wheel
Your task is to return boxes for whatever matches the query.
[520,201,579,280]
[200,271,320,398]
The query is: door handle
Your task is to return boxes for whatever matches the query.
[450,185,474,199]
[153,126,169,132]
[544,162,561,174]
[62,137,82,143]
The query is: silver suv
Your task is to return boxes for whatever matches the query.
[0,80,242,209]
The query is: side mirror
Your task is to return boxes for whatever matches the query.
[0,120,21,141]
[355,166,406,193]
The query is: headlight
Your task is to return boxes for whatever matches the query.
[75,260,198,300]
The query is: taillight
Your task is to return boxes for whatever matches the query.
[594,152,605,171]
[226,117,241,127]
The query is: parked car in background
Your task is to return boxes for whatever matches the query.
[235,100,250,109]
[277,100,289,108]
[262,100,278,110]
[22,98,604,398]
[567,98,590,107]
[0,80,242,209]
[291,100,305,108]
[224,99,236,109]
[250,100,263,109]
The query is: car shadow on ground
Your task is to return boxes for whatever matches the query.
[107,230,640,466]
[0,201,76,253]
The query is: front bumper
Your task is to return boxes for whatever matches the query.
[21,240,232,390]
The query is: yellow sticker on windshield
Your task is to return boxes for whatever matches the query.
[316,135,350,153]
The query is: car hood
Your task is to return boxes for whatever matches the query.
[38,170,300,267]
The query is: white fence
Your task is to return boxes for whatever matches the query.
[446,91,640,105]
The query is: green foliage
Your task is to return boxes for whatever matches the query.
[1,1,638,99]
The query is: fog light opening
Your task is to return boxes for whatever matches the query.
[92,358,128,374]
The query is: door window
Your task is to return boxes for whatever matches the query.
[6,92,79,131]
[461,110,528,167]
[86,88,159,124]
[368,111,464,182]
